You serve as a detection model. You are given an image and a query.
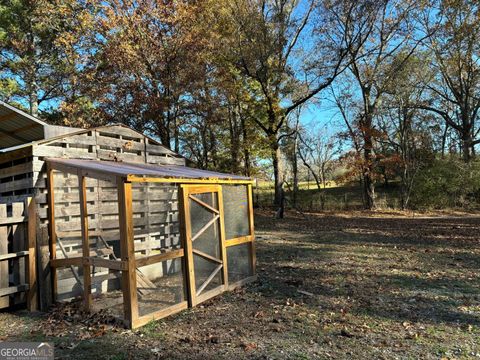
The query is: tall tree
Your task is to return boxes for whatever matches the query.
[419,0,480,161]
[0,0,93,116]
[218,0,350,217]
[86,0,215,148]
[329,0,421,209]
[377,54,436,209]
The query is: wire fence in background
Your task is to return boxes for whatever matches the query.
[253,188,403,212]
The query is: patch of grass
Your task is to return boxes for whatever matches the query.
[140,320,165,340]
[107,355,127,360]
[255,181,403,211]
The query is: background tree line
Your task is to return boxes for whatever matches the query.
[1,0,480,214]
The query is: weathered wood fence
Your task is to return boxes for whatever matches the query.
[0,198,37,311]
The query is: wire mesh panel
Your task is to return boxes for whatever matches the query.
[52,171,83,301]
[90,268,125,322]
[188,191,224,297]
[56,264,83,301]
[87,180,124,298]
[191,198,222,292]
[95,180,122,259]
[132,183,180,265]
[222,185,249,240]
[131,183,186,321]
[49,169,124,322]
[227,243,253,284]
[137,258,186,317]
[193,255,222,293]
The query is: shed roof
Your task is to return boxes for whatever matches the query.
[0,101,81,150]
[0,101,48,148]
[46,158,251,183]
[0,102,178,159]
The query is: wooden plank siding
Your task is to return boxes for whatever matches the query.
[0,125,184,310]
[1,125,256,324]
[0,199,37,310]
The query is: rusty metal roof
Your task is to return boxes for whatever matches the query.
[46,158,250,181]
[0,101,49,149]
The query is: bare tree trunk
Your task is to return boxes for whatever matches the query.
[292,129,299,206]
[461,131,473,162]
[363,127,376,209]
[441,123,449,158]
[320,163,327,189]
[298,147,321,190]
[26,61,39,117]
[174,117,180,153]
[209,127,217,168]
[271,136,285,218]
[29,87,39,117]
[363,170,375,209]
[157,121,171,149]
[26,18,39,118]
[228,108,241,173]
[241,116,251,176]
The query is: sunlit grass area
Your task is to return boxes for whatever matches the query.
[254,181,403,211]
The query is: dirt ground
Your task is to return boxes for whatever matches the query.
[1,210,479,359]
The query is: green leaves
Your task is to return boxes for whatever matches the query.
[0,0,96,118]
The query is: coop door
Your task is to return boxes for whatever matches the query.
[181,185,227,306]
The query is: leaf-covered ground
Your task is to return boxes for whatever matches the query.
[1,210,480,359]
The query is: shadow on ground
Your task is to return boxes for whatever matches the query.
[254,211,480,328]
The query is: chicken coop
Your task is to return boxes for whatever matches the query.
[0,101,256,328]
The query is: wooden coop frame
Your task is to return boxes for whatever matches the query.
[46,158,256,329]
[0,123,188,311]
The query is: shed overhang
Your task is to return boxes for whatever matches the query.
[0,101,47,149]
[45,158,253,184]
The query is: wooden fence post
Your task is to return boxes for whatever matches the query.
[217,187,228,290]
[0,204,8,308]
[117,179,138,328]
[27,197,38,311]
[180,185,196,307]
[47,164,57,302]
[79,175,92,312]
[12,202,25,305]
[247,184,256,276]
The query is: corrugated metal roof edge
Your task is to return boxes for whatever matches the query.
[46,157,252,182]
[0,100,50,127]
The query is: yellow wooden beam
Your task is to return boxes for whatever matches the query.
[135,249,184,268]
[180,186,196,307]
[247,184,256,275]
[217,187,228,290]
[83,257,127,271]
[118,179,139,328]
[128,175,253,185]
[225,235,254,247]
[79,174,92,312]
[131,301,188,329]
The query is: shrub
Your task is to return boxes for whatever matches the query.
[410,157,480,209]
